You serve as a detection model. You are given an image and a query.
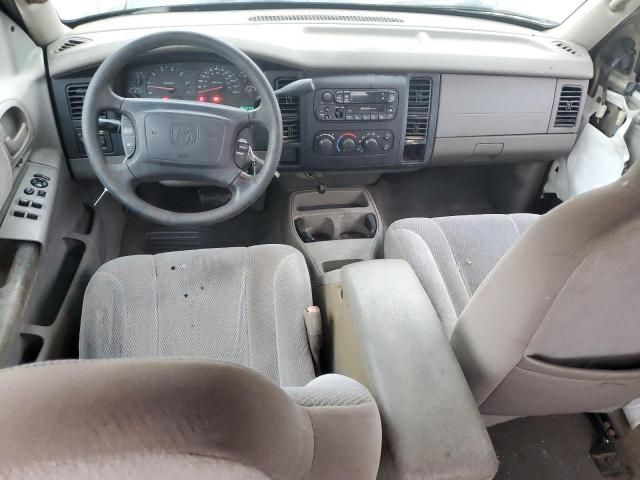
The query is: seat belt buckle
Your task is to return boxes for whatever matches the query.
[304,306,323,375]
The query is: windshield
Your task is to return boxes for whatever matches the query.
[51,0,587,27]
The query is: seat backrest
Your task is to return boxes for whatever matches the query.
[452,161,640,416]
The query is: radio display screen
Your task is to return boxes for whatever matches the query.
[349,90,387,104]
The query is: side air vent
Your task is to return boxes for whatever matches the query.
[56,37,91,53]
[275,77,300,143]
[554,85,582,128]
[405,77,432,144]
[552,40,579,56]
[66,83,89,120]
[249,14,403,23]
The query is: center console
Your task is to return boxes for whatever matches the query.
[286,188,383,279]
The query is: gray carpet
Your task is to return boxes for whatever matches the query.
[369,166,497,227]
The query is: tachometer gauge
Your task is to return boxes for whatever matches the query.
[196,64,242,104]
[145,64,191,99]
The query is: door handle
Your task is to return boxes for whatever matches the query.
[3,121,28,156]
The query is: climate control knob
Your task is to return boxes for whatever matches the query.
[337,133,357,153]
[316,136,335,155]
[340,137,357,153]
[363,137,380,154]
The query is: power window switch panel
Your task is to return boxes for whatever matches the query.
[26,213,38,220]
[31,201,43,209]
[17,199,30,207]
[13,211,25,218]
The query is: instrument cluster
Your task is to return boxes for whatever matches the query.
[124,62,258,109]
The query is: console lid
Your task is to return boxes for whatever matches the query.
[319,259,498,479]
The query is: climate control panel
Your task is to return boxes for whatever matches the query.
[314,130,394,156]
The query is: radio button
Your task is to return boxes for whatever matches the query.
[322,91,333,102]
[335,91,344,103]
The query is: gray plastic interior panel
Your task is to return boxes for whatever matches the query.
[47,9,593,80]
[0,146,10,212]
[436,75,558,137]
[0,153,59,244]
[430,133,577,166]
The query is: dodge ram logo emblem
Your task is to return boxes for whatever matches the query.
[170,123,199,149]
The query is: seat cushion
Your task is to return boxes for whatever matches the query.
[80,245,316,387]
[385,214,538,336]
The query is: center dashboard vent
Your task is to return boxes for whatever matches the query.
[554,85,582,128]
[249,14,403,23]
[275,77,300,143]
[56,37,91,53]
[66,83,89,120]
[405,77,432,144]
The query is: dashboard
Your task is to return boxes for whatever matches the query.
[123,62,258,109]
[46,9,594,177]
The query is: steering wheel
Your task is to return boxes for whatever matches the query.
[82,31,283,226]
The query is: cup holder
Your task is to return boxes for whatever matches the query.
[339,213,377,240]
[294,213,377,243]
[294,217,335,243]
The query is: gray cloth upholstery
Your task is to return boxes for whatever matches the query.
[384,163,640,417]
[80,245,316,387]
[285,373,375,407]
[385,214,538,336]
[0,359,381,480]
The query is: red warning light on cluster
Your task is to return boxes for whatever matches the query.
[211,95,222,104]
[198,96,206,102]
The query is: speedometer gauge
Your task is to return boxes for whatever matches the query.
[196,64,243,105]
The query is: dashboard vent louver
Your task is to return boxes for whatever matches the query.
[275,77,300,143]
[552,40,579,56]
[249,14,403,23]
[66,83,89,120]
[56,37,91,53]
[405,77,432,144]
[554,85,582,128]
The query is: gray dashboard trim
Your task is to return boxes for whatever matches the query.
[47,9,593,80]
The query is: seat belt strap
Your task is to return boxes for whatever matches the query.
[304,306,323,375]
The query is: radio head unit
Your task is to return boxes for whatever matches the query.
[315,89,399,122]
